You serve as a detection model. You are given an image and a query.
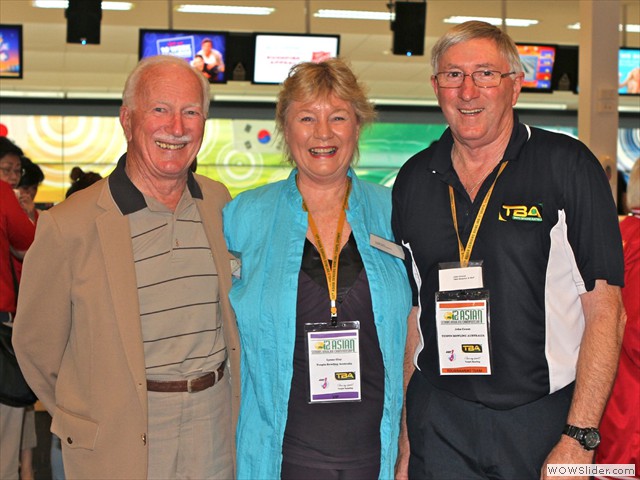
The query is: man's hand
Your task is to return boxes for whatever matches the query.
[541,435,595,480]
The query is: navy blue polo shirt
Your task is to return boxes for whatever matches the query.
[392,114,624,409]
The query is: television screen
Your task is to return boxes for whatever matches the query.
[139,29,228,84]
[517,44,557,92]
[551,45,579,93]
[252,33,340,85]
[0,24,23,79]
[619,47,640,95]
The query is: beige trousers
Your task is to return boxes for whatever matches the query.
[147,376,233,480]
[0,403,25,480]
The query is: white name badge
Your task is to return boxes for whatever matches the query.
[439,265,483,291]
[305,323,361,403]
[370,233,405,260]
[434,295,492,375]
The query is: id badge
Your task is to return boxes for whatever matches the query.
[435,287,492,375]
[304,321,361,403]
[438,261,484,291]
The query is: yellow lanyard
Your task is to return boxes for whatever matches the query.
[302,179,352,325]
[449,162,508,267]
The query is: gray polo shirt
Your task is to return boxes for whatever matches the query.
[109,155,226,380]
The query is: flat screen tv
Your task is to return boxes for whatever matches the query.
[252,33,340,85]
[0,24,23,79]
[139,29,228,84]
[551,45,579,93]
[516,43,557,93]
[618,47,640,95]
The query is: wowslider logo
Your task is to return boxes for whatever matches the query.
[499,204,543,222]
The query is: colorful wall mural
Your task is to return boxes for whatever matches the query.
[0,114,637,205]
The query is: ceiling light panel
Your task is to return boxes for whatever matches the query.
[32,0,133,10]
[176,4,275,15]
[443,16,538,27]
[314,9,393,21]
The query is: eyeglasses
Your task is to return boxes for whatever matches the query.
[434,70,516,88]
[0,166,24,177]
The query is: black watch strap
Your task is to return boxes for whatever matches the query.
[563,424,601,451]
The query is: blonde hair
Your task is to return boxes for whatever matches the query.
[275,57,376,165]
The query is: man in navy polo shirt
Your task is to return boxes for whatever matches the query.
[392,21,625,480]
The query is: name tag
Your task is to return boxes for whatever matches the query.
[370,233,405,260]
[439,265,483,291]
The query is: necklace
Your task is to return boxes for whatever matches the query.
[453,149,500,196]
[466,165,495,195]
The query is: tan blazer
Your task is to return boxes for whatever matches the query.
[14,172,240,480]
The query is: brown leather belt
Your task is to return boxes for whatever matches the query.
[146,362,225,393]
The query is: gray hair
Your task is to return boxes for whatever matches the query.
[122,55,210,114]
[431,21,523,74]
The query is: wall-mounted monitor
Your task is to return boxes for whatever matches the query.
[619,47,640,95]
[252,33,340,85]
[516,43,557,93]
[551,45,579,94]
[139,29,228,84]
[0,24,23,79]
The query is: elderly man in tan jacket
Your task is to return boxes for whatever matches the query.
[13,55,240,479]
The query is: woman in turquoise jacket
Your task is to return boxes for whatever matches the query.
[223,58,412,480]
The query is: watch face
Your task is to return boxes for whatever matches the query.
[584,430,601,449]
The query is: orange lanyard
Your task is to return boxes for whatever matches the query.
[302,179,352,325]
[449,162,508,267]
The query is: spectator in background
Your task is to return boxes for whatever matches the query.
[8,156,43,480]
[0,136,36,480]
[17,157,44,223]
[595,158,640,479]
[65,166,102,198]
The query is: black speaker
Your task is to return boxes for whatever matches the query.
[66,0,102,45]
[392,1,426,56]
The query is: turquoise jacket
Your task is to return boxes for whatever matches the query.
[223,169,412,479]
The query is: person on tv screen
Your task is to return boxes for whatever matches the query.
[620,66,640,94]
[196,38,224,81]
[191,54,212,81]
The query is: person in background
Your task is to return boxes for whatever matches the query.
[595,158,640,479]
[65,166,102,198]
[9,156,44,480]
[0,136,36,480]
[13,55,240,479]
[392,21,625,480]
[223,58,412,480]
[16,157,44,223]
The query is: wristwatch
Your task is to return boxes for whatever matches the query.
[562,424,601,451]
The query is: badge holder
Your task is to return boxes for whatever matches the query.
[435,261,493,375]
[304,321,361,404]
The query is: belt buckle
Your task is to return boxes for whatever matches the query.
[187,377,196,393]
